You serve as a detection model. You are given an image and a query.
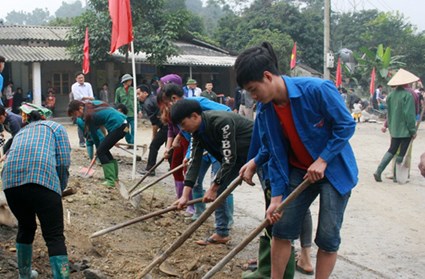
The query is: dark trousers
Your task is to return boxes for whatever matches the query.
[387,137,411,157]
[5,184,67,257]
[146,125,168,169]
[97,124,127,164]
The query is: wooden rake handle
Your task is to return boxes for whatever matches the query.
[128,157,166,194]
[90,197,203,238]
[130,162,185,199]
[137,176,243,278]
[202,179,311,279]
[84,156,97,177]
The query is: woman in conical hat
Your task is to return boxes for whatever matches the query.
[373,69,418,182]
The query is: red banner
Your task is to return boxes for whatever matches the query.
[82,27,90,74]
[369,67,376,95]
[109,0,134,53]
[290,42,297,69]
[335,57,342,87]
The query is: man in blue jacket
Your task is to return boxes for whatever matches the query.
[237,42,358,279]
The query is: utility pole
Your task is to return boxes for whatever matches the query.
[323,0,331,79]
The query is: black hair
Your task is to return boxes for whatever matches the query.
[67,100,84,117]
[0,55,5,63]
[234,41,280,88]
[170,99,202,125]
[164,83,184,99]
[75,71,84,78]
[27,110,43,122]
[0,105,6,115]
[137,84,151,94]
[115,103,128,115]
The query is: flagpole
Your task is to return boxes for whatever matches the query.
[131,41,137,179]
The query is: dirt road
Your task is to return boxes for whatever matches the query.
[1,119,424,278]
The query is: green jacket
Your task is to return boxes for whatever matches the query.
[115,86,139,117]
[184,110,253,188]
[387,86,416,138]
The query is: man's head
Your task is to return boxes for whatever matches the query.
[75,71,85,85]
[121,74,133,87]
[234,42,282,104]
[0,56,5,73]
[170,99,202,133]
[136,84,151,102]
[205,82,213,92]
[186,79,198,89]
[164,83,184,104]
[235,42,280,89]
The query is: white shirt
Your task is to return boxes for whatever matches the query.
[71,82,94,101]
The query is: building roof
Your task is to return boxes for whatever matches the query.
[0,45,70,62]
[0,25,236,66]
[0,25,70,41]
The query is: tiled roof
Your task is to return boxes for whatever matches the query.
[0,45,70,62]
[0,25,236,66]
[0,25,70,41]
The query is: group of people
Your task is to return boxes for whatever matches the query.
[3,41,425,279]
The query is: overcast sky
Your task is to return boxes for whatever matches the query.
[0,0,424,32]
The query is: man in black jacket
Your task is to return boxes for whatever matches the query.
[137,84,167,175]
[171,99,253,245]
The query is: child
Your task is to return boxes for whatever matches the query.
[352,100,362,122]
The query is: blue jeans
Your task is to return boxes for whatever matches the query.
[213,161,240,237]
[125,117,134,144]
[194,159,234,225]
[272,168,351,252]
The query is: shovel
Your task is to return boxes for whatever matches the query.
[78,156,97,178]
[396,109,424,184]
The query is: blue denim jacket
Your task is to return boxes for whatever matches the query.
[254,76,358,197]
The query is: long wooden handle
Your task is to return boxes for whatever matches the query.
[202,179,311,279]
[128,157,165,194]
[90,197,203,238]
[84,156,97,176]
[130,163,185,199]
[137,176,243,278]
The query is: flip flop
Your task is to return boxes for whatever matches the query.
[195,236,230,246]
[295,260,314,275]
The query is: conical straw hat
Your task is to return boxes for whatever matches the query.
[387,68,419,86]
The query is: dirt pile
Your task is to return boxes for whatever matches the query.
[0,148,247,278]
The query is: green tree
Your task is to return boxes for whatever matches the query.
[5,11,27,24]
[246,29,293,73]
[67,0,190,66]
[55,1,85,18]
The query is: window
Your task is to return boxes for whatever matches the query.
[52,73,70,95]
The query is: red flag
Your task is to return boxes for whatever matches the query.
[369,67,376,95]
[335,57,342,87]
[82,27,90,74]
[290,42,297,69]
[109,0,134,53]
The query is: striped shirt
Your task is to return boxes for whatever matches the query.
[2,120,71,195]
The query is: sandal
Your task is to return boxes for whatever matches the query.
[195,236,230,246]
[241,258,257,271]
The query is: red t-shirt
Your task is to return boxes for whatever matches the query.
[273,103,313,170]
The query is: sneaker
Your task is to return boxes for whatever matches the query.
[138,169,155,176]
[79,143,86,148]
